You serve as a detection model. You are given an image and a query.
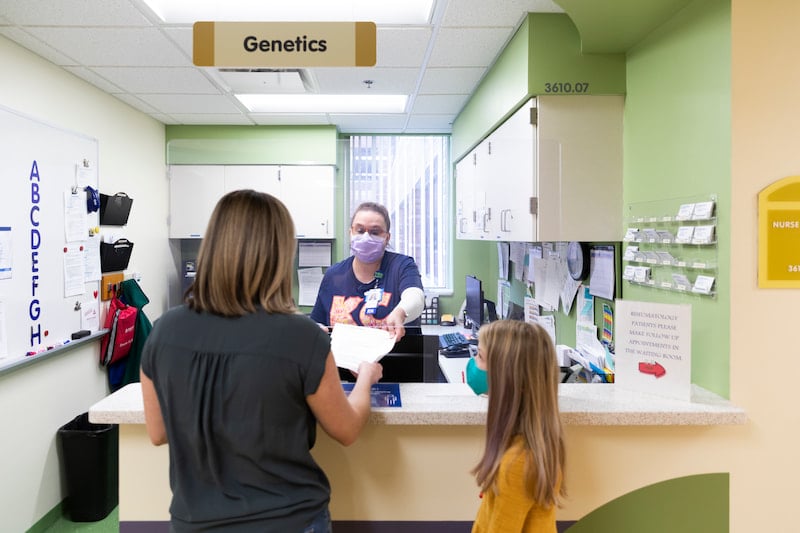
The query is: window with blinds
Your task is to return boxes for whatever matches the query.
[348,135,451,291]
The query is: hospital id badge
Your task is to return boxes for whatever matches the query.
[364,288,383,315]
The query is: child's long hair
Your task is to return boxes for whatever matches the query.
[471,320,566,508]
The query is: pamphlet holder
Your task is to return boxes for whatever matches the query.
[99,192,133,226]
[100,239,134,272]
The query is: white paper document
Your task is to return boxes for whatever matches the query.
[298,242,332,267]
[331,323,396,372]
[589,247,615,300]
[297,267,324,306]
[81,299,100,332]
[64,190,88,243]
[63,245,86,297]
[0,227,11,280]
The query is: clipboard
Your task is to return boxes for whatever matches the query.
[99,192,133,226]
[100,238,134,272]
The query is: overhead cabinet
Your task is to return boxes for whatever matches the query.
[169,164,335,239]
[455,95,624,242]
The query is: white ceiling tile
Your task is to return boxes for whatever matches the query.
[169,114,254,125]
[145,114,174,123]
[441,0,561,27]
[90,67,220,94]
[0,27,79,65]
[251,114,332,126]
[331,114,409,132]
[135,94,243,114]
[376,27,431,67]
[313,67,419,94]
[428,28,513,67]
[0,0,153,26]
[63,66,124,93]
[405,114,455,131]
[110,93,161,114]
[161,26,194,58]
[418,67,485,94]
[23,27,191,67]
[411,94,468,114]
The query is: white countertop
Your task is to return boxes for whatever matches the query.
[89,381,746,427]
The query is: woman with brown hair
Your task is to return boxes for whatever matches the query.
[140,190,382,532]
[471,320,567,532]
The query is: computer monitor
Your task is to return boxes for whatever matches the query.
[465,275,484,331]
[465,275,498,333]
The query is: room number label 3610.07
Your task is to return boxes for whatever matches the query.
[543,82,590,93]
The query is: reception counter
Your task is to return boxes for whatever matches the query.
[92,381,746,427]
[90,381,745,528]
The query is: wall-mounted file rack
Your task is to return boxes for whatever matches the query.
[622,195,718,298]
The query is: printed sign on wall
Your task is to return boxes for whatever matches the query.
[758,175,800,288]
[615,299,692,401]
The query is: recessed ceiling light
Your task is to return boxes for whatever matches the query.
[140,0,434,24]
[236,94,407,113]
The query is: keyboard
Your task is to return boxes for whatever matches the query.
[439,332,468,350]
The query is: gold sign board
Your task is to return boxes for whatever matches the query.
[193,21,376,67]
[758,175,800,287]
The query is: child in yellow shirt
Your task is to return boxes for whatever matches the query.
[471,320,566,532]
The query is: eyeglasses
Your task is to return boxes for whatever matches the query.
[351,225,387,237]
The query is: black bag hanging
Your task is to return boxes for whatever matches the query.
[99,192,133,226]
[100,239,134,272]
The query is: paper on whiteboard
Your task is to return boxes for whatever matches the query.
[331,323,395,372]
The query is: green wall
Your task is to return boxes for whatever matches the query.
[452,13,625,161]
[165,125,337,165]
[623,0,730,396]
[566,474,729,533]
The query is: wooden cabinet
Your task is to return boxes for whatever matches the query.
[169,164,335,239]
[455,95,623,242]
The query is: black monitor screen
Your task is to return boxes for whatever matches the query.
[465,275,484,330]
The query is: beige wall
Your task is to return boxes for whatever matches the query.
[0,37,171,532]
[729,1,800,530]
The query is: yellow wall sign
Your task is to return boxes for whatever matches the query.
[193,21,376,67]
[758,175,800,287]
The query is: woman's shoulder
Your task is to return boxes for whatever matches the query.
[152,304,190,325]
[263,311,329,333]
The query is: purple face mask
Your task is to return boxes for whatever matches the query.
[350,233,386,263]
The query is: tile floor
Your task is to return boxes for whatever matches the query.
[42,508,118,532]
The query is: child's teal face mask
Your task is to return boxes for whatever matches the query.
[466,357,488,395]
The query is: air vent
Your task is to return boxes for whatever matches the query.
[214,68,314,94]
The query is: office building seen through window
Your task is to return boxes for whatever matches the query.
[349,135,450,292]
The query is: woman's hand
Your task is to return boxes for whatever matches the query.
[382,307,407,341]
[354,360,383,385]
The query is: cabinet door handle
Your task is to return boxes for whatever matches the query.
[501,209,512,232]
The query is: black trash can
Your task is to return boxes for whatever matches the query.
[57,412,119,522]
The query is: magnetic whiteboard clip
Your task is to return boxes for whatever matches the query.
[74,301,82,311]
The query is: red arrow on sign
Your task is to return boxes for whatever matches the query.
[638,361,666,378]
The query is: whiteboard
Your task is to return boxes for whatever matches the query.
[0,105,100,366]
